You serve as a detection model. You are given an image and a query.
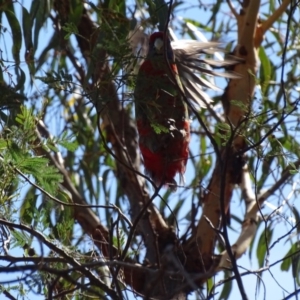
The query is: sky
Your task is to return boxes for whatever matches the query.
[0,0,299,299]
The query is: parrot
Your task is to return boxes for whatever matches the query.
[134,31,239,190]
[134,31,190,190]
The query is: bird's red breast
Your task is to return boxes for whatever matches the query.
[137,119,190,186]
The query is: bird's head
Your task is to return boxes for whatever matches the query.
[148,32,174,62]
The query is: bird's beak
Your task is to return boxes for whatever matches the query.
[154,38,164,52]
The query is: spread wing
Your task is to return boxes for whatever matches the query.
[172,40,241,108]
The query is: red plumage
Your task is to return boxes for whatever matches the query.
[134,32,190,189]
[133,30,240,190]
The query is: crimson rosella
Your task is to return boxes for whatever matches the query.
[134,31,238,189]
[134,32,190,190]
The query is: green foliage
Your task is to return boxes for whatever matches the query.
[259,46,272,95]
[151,122,169,134]
[62,22,79,40]
[4,9,22,64]
[256,226,273,268]
[219,271,233,300]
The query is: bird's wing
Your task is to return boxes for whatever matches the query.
[172,40,241,108]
